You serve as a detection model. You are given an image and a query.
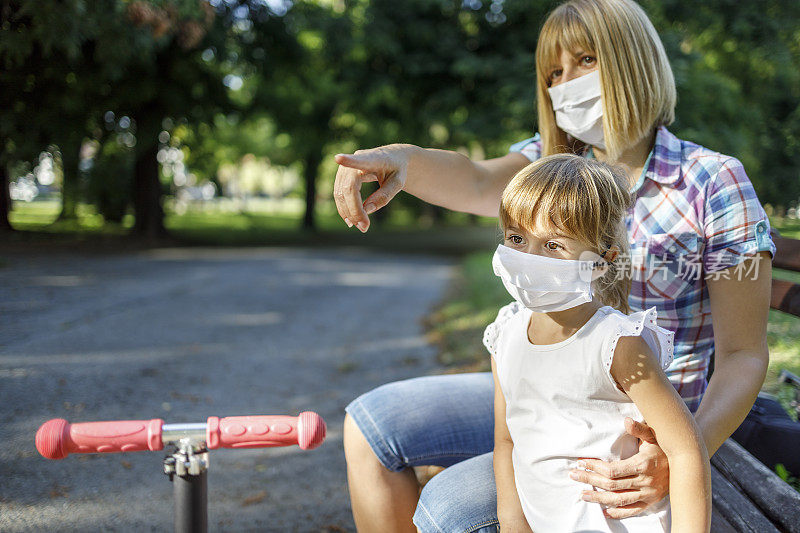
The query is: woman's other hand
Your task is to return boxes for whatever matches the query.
[333,144,414,233]
[569,417,670,519]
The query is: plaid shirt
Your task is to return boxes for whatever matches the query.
[509,126,776,412]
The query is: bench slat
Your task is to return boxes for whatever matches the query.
[711,506,739,533]
[773,236,800,272]
[711,439,800,532]
[711,468,781,532]
[771,279,800,317]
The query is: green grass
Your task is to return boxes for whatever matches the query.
[424,251,506,372]
[5,198,500,254]
[8,199,132,235]
[772,216,800,239]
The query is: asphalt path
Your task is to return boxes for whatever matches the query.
[0,246,455,532]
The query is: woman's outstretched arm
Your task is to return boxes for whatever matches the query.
[333,144,531,231]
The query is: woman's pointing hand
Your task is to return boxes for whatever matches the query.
[333,145,411,232]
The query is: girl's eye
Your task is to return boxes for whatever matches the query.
[549,69,562,80]
[581,55,596,66]
[545,241,562,251]
[507,235,524,245]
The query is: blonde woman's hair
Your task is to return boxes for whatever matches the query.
[499,154,632,313]
[535,0,676,162]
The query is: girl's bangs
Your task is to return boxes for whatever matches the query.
[500,166,599,247]
[501,178,582,241]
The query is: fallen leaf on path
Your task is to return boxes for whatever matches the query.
[48,484,69,498]
[241,490,268,507]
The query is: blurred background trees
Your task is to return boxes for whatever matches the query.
[2,0,799,238]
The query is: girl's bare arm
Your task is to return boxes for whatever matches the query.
[611,336,712,533]
[492,356,534,533]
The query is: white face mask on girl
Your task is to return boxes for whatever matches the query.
[547,70,606,151]
[492,244,595,312]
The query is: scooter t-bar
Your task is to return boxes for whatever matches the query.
[35,413,326,533]
[36,412,326,459]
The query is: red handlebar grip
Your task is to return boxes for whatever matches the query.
[35,418,164,459]
[206,412,326,450]
[297,411,326,450]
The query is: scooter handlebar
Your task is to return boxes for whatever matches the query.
[36,412,326,460]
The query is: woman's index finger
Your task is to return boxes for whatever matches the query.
[334,152,386,173]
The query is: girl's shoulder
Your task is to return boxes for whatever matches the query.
[482,301,527,357]
[598,306,675,374]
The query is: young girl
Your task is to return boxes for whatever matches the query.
[486,154,711,532]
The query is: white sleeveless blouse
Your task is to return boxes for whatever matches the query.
[483,302,675,532]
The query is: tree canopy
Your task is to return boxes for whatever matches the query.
[2,0,799,234]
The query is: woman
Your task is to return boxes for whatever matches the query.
[334,1,775,531]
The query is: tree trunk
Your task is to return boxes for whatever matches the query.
[132,135,165,240]
[58,139,81,221]
[0,163,12,231]
[131,105,166,240]
[302,152,322,231]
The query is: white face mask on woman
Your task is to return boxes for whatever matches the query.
[547,70,606,150]
[492,244,596,312]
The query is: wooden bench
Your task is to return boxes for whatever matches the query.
[710,230,800,532]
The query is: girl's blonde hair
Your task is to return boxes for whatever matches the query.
[535,0,675,162]
[500,154,632,313]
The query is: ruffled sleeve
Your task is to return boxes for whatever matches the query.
[483,301,525,358]
[603,306,675,378]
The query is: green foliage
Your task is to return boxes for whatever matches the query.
[4,0,800,230]
[172,115,291,186]
[775,463,800,492]
[1,0,231,232]
[339,0,554,153]
[642,0,800,206]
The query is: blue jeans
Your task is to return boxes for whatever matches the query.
[345,372,499,533]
